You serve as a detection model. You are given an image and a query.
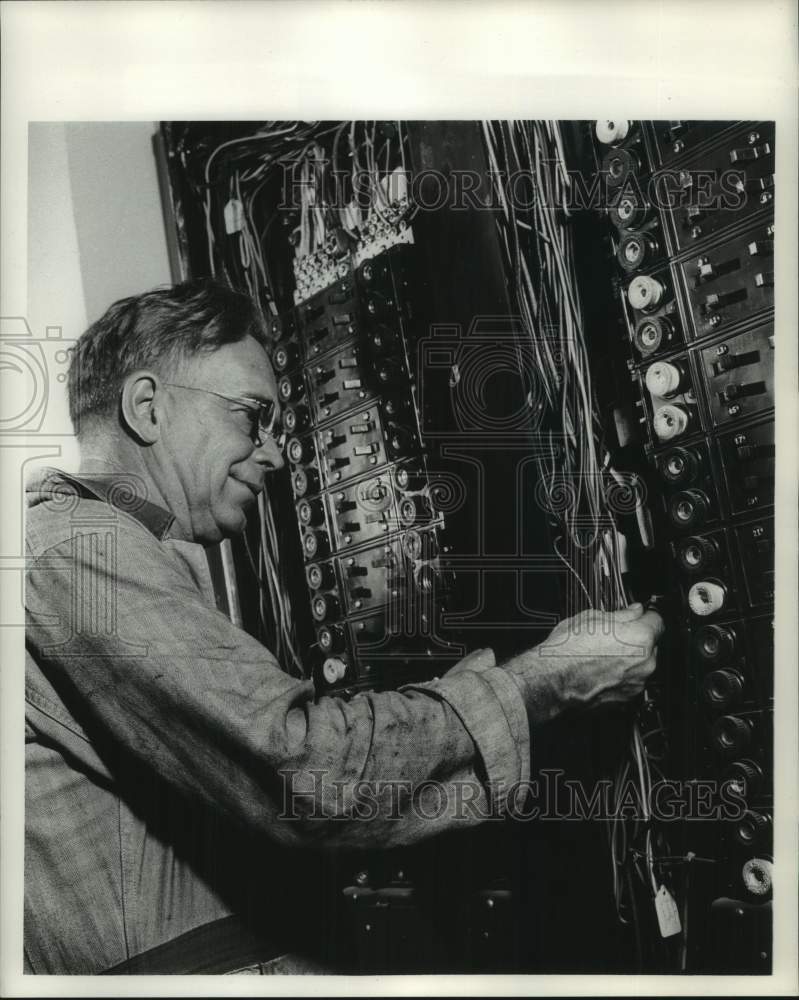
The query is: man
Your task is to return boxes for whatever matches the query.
[24,279,663,974]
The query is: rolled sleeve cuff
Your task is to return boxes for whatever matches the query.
[401,663,531,814]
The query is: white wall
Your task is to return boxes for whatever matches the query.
[25,121,172,472]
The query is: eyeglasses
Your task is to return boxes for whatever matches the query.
[164,382,286,449]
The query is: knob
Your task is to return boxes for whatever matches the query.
[601,147,639,187]
[272,342,299,372]
[306,562,335,591]
[734,811,772,850]
[688,579,727,616]
[292,467,319,497]
[741,857,773,898]
[311,592,340,622]
[677,535,718,574]
[725,759,763,798]
[283,405,310,434]
[653,404,690,442]
[322,656,347,685]
[712,714,752,755]
[633,316,674,356]
[278,373,305,403]
[302,529,329,560]
[628,274,666,312]
[297,497,324,527]
[659,446,699,485]
[595,119,631,145]
[617,232,658,270]
[694,624,736,664]
[286,436,313,466]
[668,489,709,530]
[702,668,744,710]
[317,624,346,654]
[646,361,686,398]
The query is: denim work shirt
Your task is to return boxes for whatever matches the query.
[24,469,531,974]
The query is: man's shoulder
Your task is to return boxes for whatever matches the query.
[26,467,175,556]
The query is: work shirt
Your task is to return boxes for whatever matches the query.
[24,468,531,974]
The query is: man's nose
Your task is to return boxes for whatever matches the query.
[253,435,285,471]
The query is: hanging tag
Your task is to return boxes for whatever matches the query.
[223,198,244,234]
[654,885,682,938]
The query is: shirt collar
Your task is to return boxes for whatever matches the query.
[33,469,176,541]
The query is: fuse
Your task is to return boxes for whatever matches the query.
[668,489,709,530]
[303,529,330,559]
[287,437,314,465]
[322,657,347,685]
[660,446,700,485]
[307,562,335,590]
[645,361,687,398]
[712,714,753,755]
[687,579,727,616]
[702,668,744,711]
[653,404,690,442]
[627,275,666,313]
[725,759,763,798]
[733,811,772,850]
[317,624,346,654]
[283,405,310,434]
[297,497,325,527]
[677,535,719,574]
[272,343,299,372]
[634,316,674,357]
[312,593,340,622]
[595,119,631,145]
[292,467,319,497]
[278,373,305,403]
[694,624,736,663]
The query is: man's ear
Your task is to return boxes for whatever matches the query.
[120,370,161,444]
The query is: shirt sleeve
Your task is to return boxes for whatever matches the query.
[25,518,531,849]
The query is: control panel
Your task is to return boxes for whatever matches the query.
[595,118,775,971]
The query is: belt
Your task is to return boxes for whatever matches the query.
[103,915,284,975]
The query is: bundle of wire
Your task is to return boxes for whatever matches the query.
[481,119,676,962]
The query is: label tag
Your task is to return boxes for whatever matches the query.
[654,885,682,938]
[223,198,244,234]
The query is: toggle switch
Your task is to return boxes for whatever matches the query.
[754,271,774,288]
[315,366,336,383]
[735,174,774,195]
[330,456,351,470]
[712,349,760,375]
[736,442,775,461]
[696,256,741,282]
[748,238,774,256]
[325,433,346,449]
[335,498,357,513]
[718,380,766,402]
[703,288,748,312]
[351,586,372,599]
[729,142,771,163]
[346,562,369,577]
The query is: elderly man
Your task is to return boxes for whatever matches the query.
[24,279,662,974]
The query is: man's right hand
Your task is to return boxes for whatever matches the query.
[503,603,664,724]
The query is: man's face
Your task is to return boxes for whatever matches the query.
[159,336,284,543]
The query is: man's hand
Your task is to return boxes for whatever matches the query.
[503,603,664,724]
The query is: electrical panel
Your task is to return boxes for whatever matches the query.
[594,118,774,971]
[158,119,775,976]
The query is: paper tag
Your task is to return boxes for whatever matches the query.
[224,198,244,234]
[654,885,682,938]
